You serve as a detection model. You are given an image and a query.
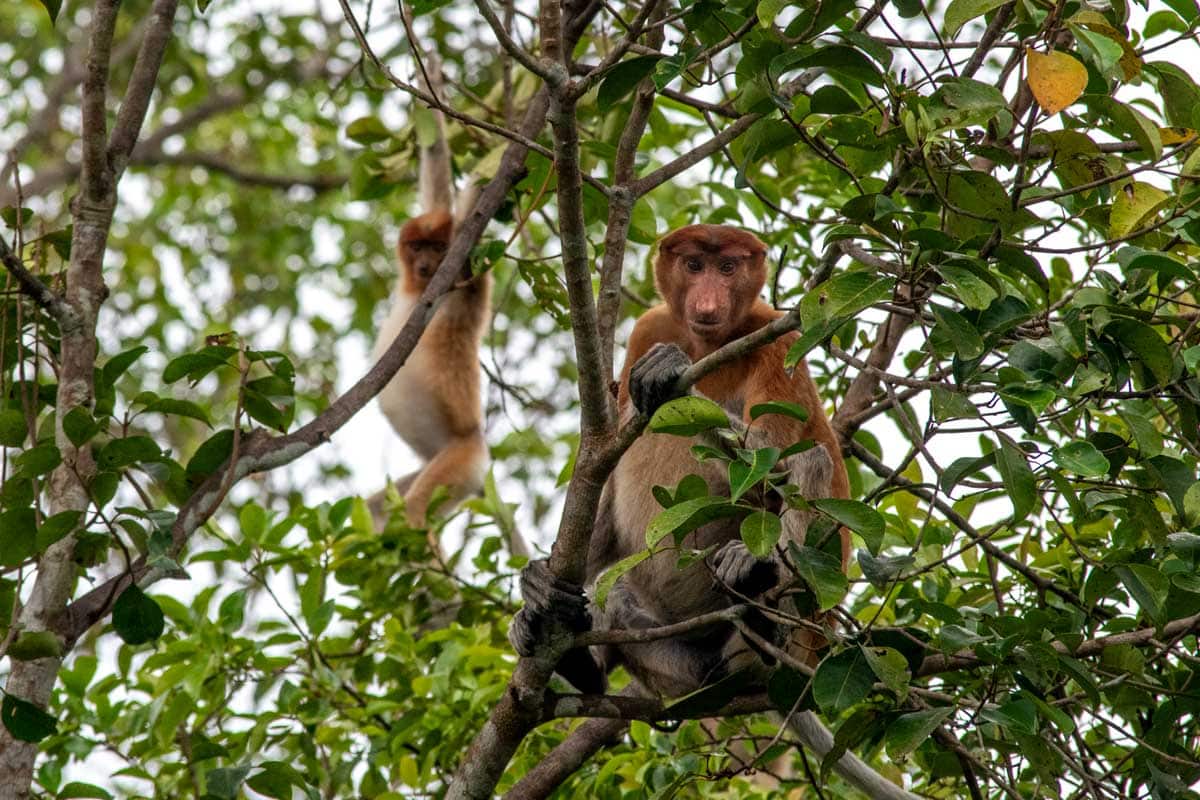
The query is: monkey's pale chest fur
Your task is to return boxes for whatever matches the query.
[373,287,486,461]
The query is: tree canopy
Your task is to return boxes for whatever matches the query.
[2,0,1200,798]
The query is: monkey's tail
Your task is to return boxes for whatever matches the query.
[787,710,922,800]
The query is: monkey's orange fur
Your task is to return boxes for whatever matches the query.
[374,210,491,527]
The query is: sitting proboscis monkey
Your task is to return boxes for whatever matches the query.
[510,224,917,800]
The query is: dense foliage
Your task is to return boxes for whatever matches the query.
[2,0,1200,797]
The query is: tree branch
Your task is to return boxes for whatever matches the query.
[78,0,121,204]
[107,0,182,177]
[918,611,1200,677]
[133,150,347,192]
[0,237,68,320]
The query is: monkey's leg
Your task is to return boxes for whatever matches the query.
[403,432,488,523]
[785,711,921,800]
[400,433,487,557]
[599,582,731,697]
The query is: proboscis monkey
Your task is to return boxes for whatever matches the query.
[510,225,917,800]
[371,54,492,534]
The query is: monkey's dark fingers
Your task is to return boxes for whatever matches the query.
[517,559,591,630]
[630,343,691,415]
[519,559,578,608]
[710,540,778,596]
[508,608,540,657]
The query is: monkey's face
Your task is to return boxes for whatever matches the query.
[401,240,448,288]
[670,251,762,345]
[655,225,767,348]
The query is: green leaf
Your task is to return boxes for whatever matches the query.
[936,260,999,310]
[995,437,1036,522]
[186,429,235,483]
[246,763,301,800]
[1106,319,1173,385]
[0,694,56,743]
[1085,95,1163,160]
[35,0,62,23]
[931,304,985,359]
[112,585,165,645]
[592,549,652,609]
[943,0,1008,36]
[749,401,809,423]
[0,409,27,447]
[7,630,64,661]
[648,396,730,436]
[740,511,782,557]
[346,116,391,145]
[862,646,910,697]
[0,509,37,566]
[597,56,660,111]
[1052,441,1110,477]
[141,398,212,427]
[941,452,995,492]
[14,444,61,478]
[205,765,251,800]
[803,272,895,325]
[162,346,235,385]
[790,544,848,609]
[62,407,100,447]
[1109,181,1170,239]
[810,85,861,114]
[101,345,149,390]
[1114,564,1169,622]
[858,549,915,587]
[981,698,1038,735]
[218,589,247,633]
[37,510,82,550]
[756,0,790,26]
[645,496,740,547]
[58,782,114,800]
[886,707,954,759]
[813,646,875,714]
[812,499,884,553]
[728,447,779,503]
[790,45,883,87]
[97,436,163,470]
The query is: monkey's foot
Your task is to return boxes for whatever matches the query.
[508,559,591,657]
[710,540,778,597]
[630,343,692,415]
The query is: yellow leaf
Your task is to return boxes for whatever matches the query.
[1026,49,1088,115]
[1109,181,1170,239]
[1159,127,1198,146]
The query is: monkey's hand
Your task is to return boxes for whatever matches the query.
[630,343,692,416]
[508,559,591,657]
[709,540,779,597]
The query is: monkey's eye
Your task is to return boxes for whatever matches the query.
[719,260,736,274]
[685,258,702,273]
